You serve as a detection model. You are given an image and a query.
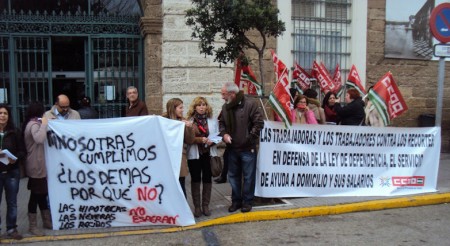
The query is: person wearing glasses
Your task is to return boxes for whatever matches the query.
[292,95,318,125]
[44,94,80,120]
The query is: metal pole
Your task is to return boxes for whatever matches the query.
[435,57,445,127]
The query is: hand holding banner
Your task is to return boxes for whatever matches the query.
[45,116,196,230]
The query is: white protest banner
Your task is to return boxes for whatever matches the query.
[256,121,441,197]
[45,116,195,230]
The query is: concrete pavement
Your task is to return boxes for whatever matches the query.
[2,153,450,244]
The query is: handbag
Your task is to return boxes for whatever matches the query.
[210,156,223,177]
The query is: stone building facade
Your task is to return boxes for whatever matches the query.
[140,0,449,151]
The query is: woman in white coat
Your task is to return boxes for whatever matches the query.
[186,97,219,217]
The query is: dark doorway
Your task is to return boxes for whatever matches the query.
[52,78,85,110]
[51,36,85,109]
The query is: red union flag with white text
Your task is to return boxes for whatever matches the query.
[332,63,343,94]
[234,59,261,95]
[367,72,408,125]
[269,50,292,128]
[292,62,311,93]
[312,61,334,93]
[346,65,366,95]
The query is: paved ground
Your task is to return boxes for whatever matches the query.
[2,153,450,243]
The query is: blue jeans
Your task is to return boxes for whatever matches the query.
[0,168,20,231]
[227,148,257,205]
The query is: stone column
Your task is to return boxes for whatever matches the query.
[140,0,163,115]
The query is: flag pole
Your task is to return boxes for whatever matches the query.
[258,97,268,120]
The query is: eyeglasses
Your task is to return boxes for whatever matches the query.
[58,105,70,110]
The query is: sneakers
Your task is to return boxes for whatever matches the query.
[228,203,242,212]
[241,204,252,213]
[6,229,23,240]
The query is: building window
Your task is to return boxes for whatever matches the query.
[291,0,351,74]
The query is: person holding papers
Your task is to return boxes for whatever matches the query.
[0,104,25,241]
[186,97,220,217]
[22,102,51,235]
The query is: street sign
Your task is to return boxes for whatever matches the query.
[429,3,450,43]
[434,44,450,57]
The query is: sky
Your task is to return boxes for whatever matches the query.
[386,0,427,22]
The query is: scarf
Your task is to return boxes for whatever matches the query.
[225,91,244,134]
[324,104,337,122]
[194,113,209,137]
[194,113,209,154]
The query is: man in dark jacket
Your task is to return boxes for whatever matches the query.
[125,86,148,117]
[219,82,264,213]
[78,96,99,119]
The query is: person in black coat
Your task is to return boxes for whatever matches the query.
[334,88,365,125]
[78,97,99,119]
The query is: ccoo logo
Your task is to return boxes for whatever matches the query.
[392,176,425,187]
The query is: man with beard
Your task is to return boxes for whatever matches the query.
[219,82,264,213]
[44,94,80,120]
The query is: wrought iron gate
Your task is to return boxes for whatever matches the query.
[0,2,143,125]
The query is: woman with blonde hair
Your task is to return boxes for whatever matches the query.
[186,97,219,217]
[162,98,195,197]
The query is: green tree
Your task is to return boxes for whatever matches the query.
[185,0,285,95]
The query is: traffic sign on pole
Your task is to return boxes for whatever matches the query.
[429,3,450,43]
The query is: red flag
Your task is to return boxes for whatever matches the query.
[292,62,312,91]
[234,59,259,95]
[367,72,408,125]
[234,59,242,86]
[312,61,334,93]
[346,65,366,95]
[272,50,288,79]
[331,63,342,94]
[269,50,292,128]
[241,65,262,96]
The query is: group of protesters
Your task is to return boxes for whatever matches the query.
[0,81,385,240]
[290,87,383,127]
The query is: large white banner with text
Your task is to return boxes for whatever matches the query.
[255,121,441,197]
[45,116,195,230]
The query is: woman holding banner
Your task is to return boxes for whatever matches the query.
[334,88,365,125]
[22,102,52,235]
[292,95,318,124]
[186,97,219,217]
[0,104,25,240]
[162,98,195,198]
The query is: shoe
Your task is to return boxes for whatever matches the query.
[228,203,242,212]
[6,229,23,240]
[241,204,252,213]
[214,177,227,184]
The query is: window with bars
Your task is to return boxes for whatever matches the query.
[291,0,351,74]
